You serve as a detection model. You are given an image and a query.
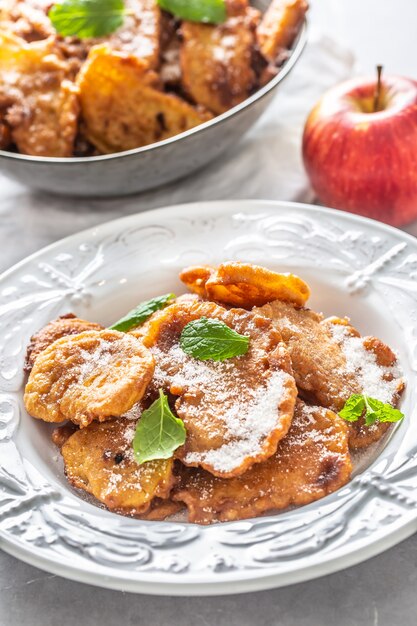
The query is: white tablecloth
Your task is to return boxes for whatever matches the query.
[0,35,357,272]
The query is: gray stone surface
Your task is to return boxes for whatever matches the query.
[2,1,417,621]
[1,536,417,626]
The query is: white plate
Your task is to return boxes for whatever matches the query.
[1,200,416,596]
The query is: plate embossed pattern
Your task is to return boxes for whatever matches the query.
[0,201,416,595]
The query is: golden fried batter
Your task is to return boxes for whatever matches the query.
[77,46,212,154]
[62,419,174,516]
[180,6,259,115]
[25,313,103,372]
[129,294,200,340]
[1,0,162,68]
[0,32,79,157]
[174,400,352,524]
[180,262,310,308]
[0,0,55,43]
[179,266,213,298]
[24,330,154,428]
[107,0,162,68]
[257,0,308,63]
[256,300,405,448]
[141,299,297,478]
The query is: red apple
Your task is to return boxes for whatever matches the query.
[302,71,417,226]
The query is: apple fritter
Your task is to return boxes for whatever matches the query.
[1,0,162,68]
[25,313,103,372]
[180,6,260,115]
[256,300,405,448]
[0,0,54,43]
[257,0,308,63]
[174,400,352,524]
[141,299,297,478]
[128,294,200,340]
[107,0,162,68]
[179,266,213,298]
[77,45,213,154]
[0,32,79,157]
[24,330,154,428]
[61,419,174,516]
[180,262,310,307]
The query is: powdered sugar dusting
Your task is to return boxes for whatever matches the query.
[152,344,236,393]
[103,471,123,496]
[122,402,143,421]
[121,421,137,463]
[101,421,148,497]
[330,325,403,403]
[151,343,293,474]
[184,370,288,473]
[77,339,117,382]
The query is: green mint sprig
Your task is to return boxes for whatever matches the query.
[133,391,186,464]
[49,0,127,38]
[157,0,226,24]
[110,293,175,333]
[48,0,226,39]
[180,317,250,361]
[339,394,404,426]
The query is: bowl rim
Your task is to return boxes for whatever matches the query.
[0,20,307,165]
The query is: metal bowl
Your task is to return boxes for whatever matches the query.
[0,10,307,197]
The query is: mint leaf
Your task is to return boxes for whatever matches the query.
[157,0,226,24]
[133,390,186,464]
[109,293,175,332]
[49,0,126,38]
[363,396,384,426]
[363,396,404,425]
[180,317,249,361]
[339,394,365,422]
[339,393,404,426]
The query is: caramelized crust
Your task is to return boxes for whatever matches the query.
[77,46,212,154]
[257,0,308,63]
[174,400,352,523]
[180,7,260,115]
[0,32,79,157]
[25,313,103,372]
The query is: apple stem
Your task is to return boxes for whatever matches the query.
[373,65,384,112]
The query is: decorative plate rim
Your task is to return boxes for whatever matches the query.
[1,199,417,596]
